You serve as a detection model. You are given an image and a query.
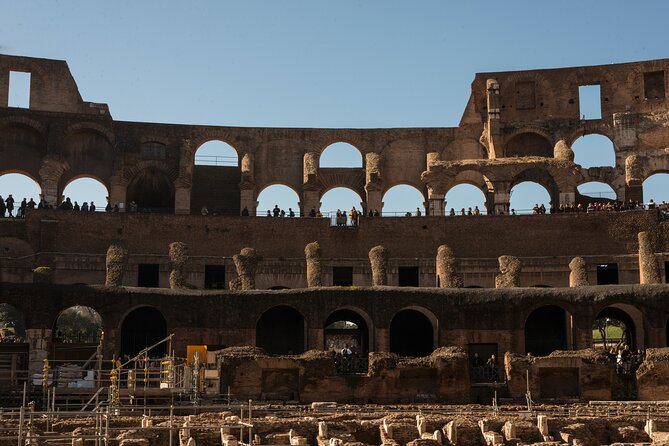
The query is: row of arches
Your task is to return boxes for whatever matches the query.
[4,171,669,217]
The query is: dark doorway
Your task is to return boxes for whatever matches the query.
[204,265,226,289]
[597,264,619,285]
[593,307,636,350]
[126,167,175,212]
[324,309,369,354]
[333,267,353,286]
[398,266,419,287]
[138,264,159,287]
[120,307,167,357]
[389,309,434,357]
[525,305,568,356]
[665,261,669,284]
[256,306,305,355]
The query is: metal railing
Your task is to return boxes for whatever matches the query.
[335,355,368,375]
[194,155,238,166]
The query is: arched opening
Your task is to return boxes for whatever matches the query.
[59,130,114,187]
[320,187,364,218]
[389,309,434,357]
[53,305,103,361]
[642,173,669,205]
[126,167,175,212]
[194,140,239,166]
[0,124,47,179]
[0,303,26,342]
[120,307,167,357]
[525,305,569,356]
[381,184,425,216]
[324,309,369,355]
[510,181,551,214]
[256,306,305,355]
[572,134,616,168]
[54,306,102,344]
[0,172,41,216]
[593,307,636,351]
[445,184,487,215]
[577,181,617,203]
[256,184,301,217]
[62,177,109,211]
[505,133,552,158]
[319,142,363,168]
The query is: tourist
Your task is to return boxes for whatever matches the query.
[349,207,358,226]
[266,210,271,217]
[288,208,295,217]
[90,201,96,212]
[241,206,249,216]
[415,207,422,217]
[27,198,36,209]
[472,352,483,368]
[81,202,89,212]
[449,208,456,216]
[73,201,80,211]
[5,194,14,217]
[473,206,480,216]
[373,209,380,217]
[460,208,465,216]
[280,209,286,217]
[273,204,280,217]
[467,207,473,216]
[486,354,498,381]
[341,344,352,356]
[309,208,316,217]
[201,206,209,216]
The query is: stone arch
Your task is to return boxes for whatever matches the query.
[0,172,43,212]
[320,186,365,215]
[571,134,617,168]
[324,307,373,354]
[0,122,47,181]
[193,139,239,167]
[524,305,570,356]
[592,304,643,350]
[510,168,559,209]
[256,305,305,355]
[57,128,115,188]
[381,183,426,216]
[126,166,175,211]
[53,305,103,344]
[256,183,302,217]
[119,306,167,357]
[319,142,363,168]
[642,172,669,204]
[0,303,26,342]
[576,181,619,203]
[61,175,110,210]
[389,306,437,357]
[505,132,553,158]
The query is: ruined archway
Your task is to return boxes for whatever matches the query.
[194,140,239,166]
[53,305,103,361]
[61,176,109,211]
[0,303,26,342]
[381,184,425,216]
[445,183,488,215]
[320,187,364,218]
[59,129,115,187]
[572,134,616,168]
[510,181,552,214]
[257,184,301,217]
[642,173,669,204]
[324,308,370,354]
[256,305,305,355]
[389,308,435,357]
[0,172,42,216]
[319,142,363,168]
[593,306,637,351]
[505,133,552,158]
[120,307,167,357]
[0,123,47,181]
[126,167,175,212]
[525,305,569,356]
[577,181,617,203]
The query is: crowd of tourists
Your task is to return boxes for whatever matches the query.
[607,344,645,376]
[471,352,501,382]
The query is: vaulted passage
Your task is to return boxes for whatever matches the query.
[525,305,568,356]
[593,307,636,350]
[389,309,434,357]
[126,167,174,212]
[324,309,369,354]
[120,307,167,357]
[256,306,305,355]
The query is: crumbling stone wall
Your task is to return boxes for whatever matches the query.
[495,256,521,288]
[369,245,389,286]
[638,231,661,284]
[435,245,462,288]
[304,242,322,287]
[105,242,128,287]
[229,248,259,290]
[569,257,588,287]
[553,139,574,161]
[168,242,190,289]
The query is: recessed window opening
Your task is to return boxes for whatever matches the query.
[596,263,619,285]
[333,266,353,286]
[579,85,602,120]
[138,264,160,287]
[204,265,226,289]
[644,71,665,100]
[8,71,31,108]
[398,266,419,287]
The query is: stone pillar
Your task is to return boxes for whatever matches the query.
[240,153,257,215]
[38,155,68,207]
[427,191,445,217]
[369,246,389,286]
[553,139,574,161]
[109,177,127,212]
[638,231,661,284]
[365,152,383,215]
[436,245,462,288]
[26,328,51,377]
[485,79,501,157]
[492,181,511,214]
[0,70,8,107]
[625,154,646,204]
[305,242,322,287]
[169,242,190,289]
[105,242,128,286]
[229,248,259,290]
[302,152,321,215]
[568,257,588,287]
[495,255,521,288]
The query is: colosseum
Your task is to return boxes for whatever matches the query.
[1,54,669,445]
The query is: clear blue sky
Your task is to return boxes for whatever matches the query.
[1,1,668,214]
